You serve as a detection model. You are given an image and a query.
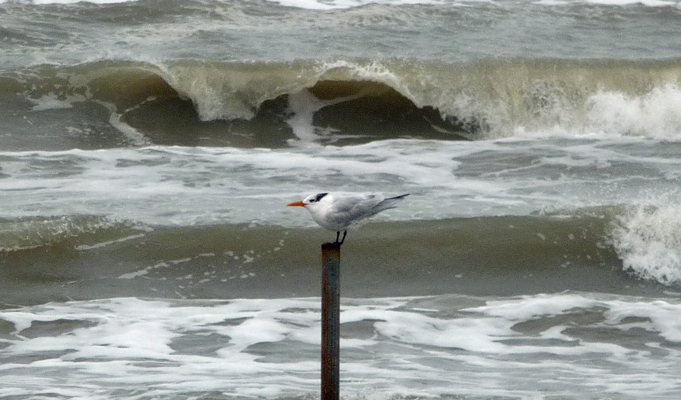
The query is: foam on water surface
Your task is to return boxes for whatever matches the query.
[4,0,680,8]
[1,134,679,289]
[270,0,681,8]
[1,294,680,399]
[610,193,681,286]
[1,134,678,225]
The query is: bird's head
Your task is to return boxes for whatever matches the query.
[287,192,329,208]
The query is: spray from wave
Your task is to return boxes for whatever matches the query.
[609,194,681,286]
[588,84,681,141]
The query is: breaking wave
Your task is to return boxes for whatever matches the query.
[609,198,681,286]
[5,58,681,147]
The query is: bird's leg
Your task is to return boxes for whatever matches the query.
[339,231,347,245]
[335,231,340,244]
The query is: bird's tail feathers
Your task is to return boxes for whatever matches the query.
[371,193,410,215]
[389,193,410,200]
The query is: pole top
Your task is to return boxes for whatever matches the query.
[322,242,342,253]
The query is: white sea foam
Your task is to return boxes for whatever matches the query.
[0,134,679,227]
[588,84,681,142]
[1,294,680,399]
[262,0,681,9]
[269,0,681,8]
[3,0,679,7]
[610,195,681,286]
[485,84,681,141]
[580,0,676,5]
[28,93,86,111]
[538,0,679,5]
[285,88,365,145]
[94,100,151,146]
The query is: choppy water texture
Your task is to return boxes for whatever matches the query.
[2,0,681,399]
[2,294,681,400]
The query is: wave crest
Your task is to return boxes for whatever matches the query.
[132,58,681,142]
[610,201,681,286]
[7,58,681,147]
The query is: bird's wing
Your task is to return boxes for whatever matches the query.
[325,193,382,227]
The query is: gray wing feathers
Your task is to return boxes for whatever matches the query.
[326,195,375,227]
[323,193,410,228]
[370,193,410,216]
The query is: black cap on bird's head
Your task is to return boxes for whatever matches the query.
[287,192,328,207]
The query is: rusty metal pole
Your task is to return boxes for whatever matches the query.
[321,242,341,400]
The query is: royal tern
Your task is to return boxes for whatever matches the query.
[287,192,409,245]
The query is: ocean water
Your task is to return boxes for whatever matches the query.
[2,0,681,399]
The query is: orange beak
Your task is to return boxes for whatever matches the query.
[287,200,306,207]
